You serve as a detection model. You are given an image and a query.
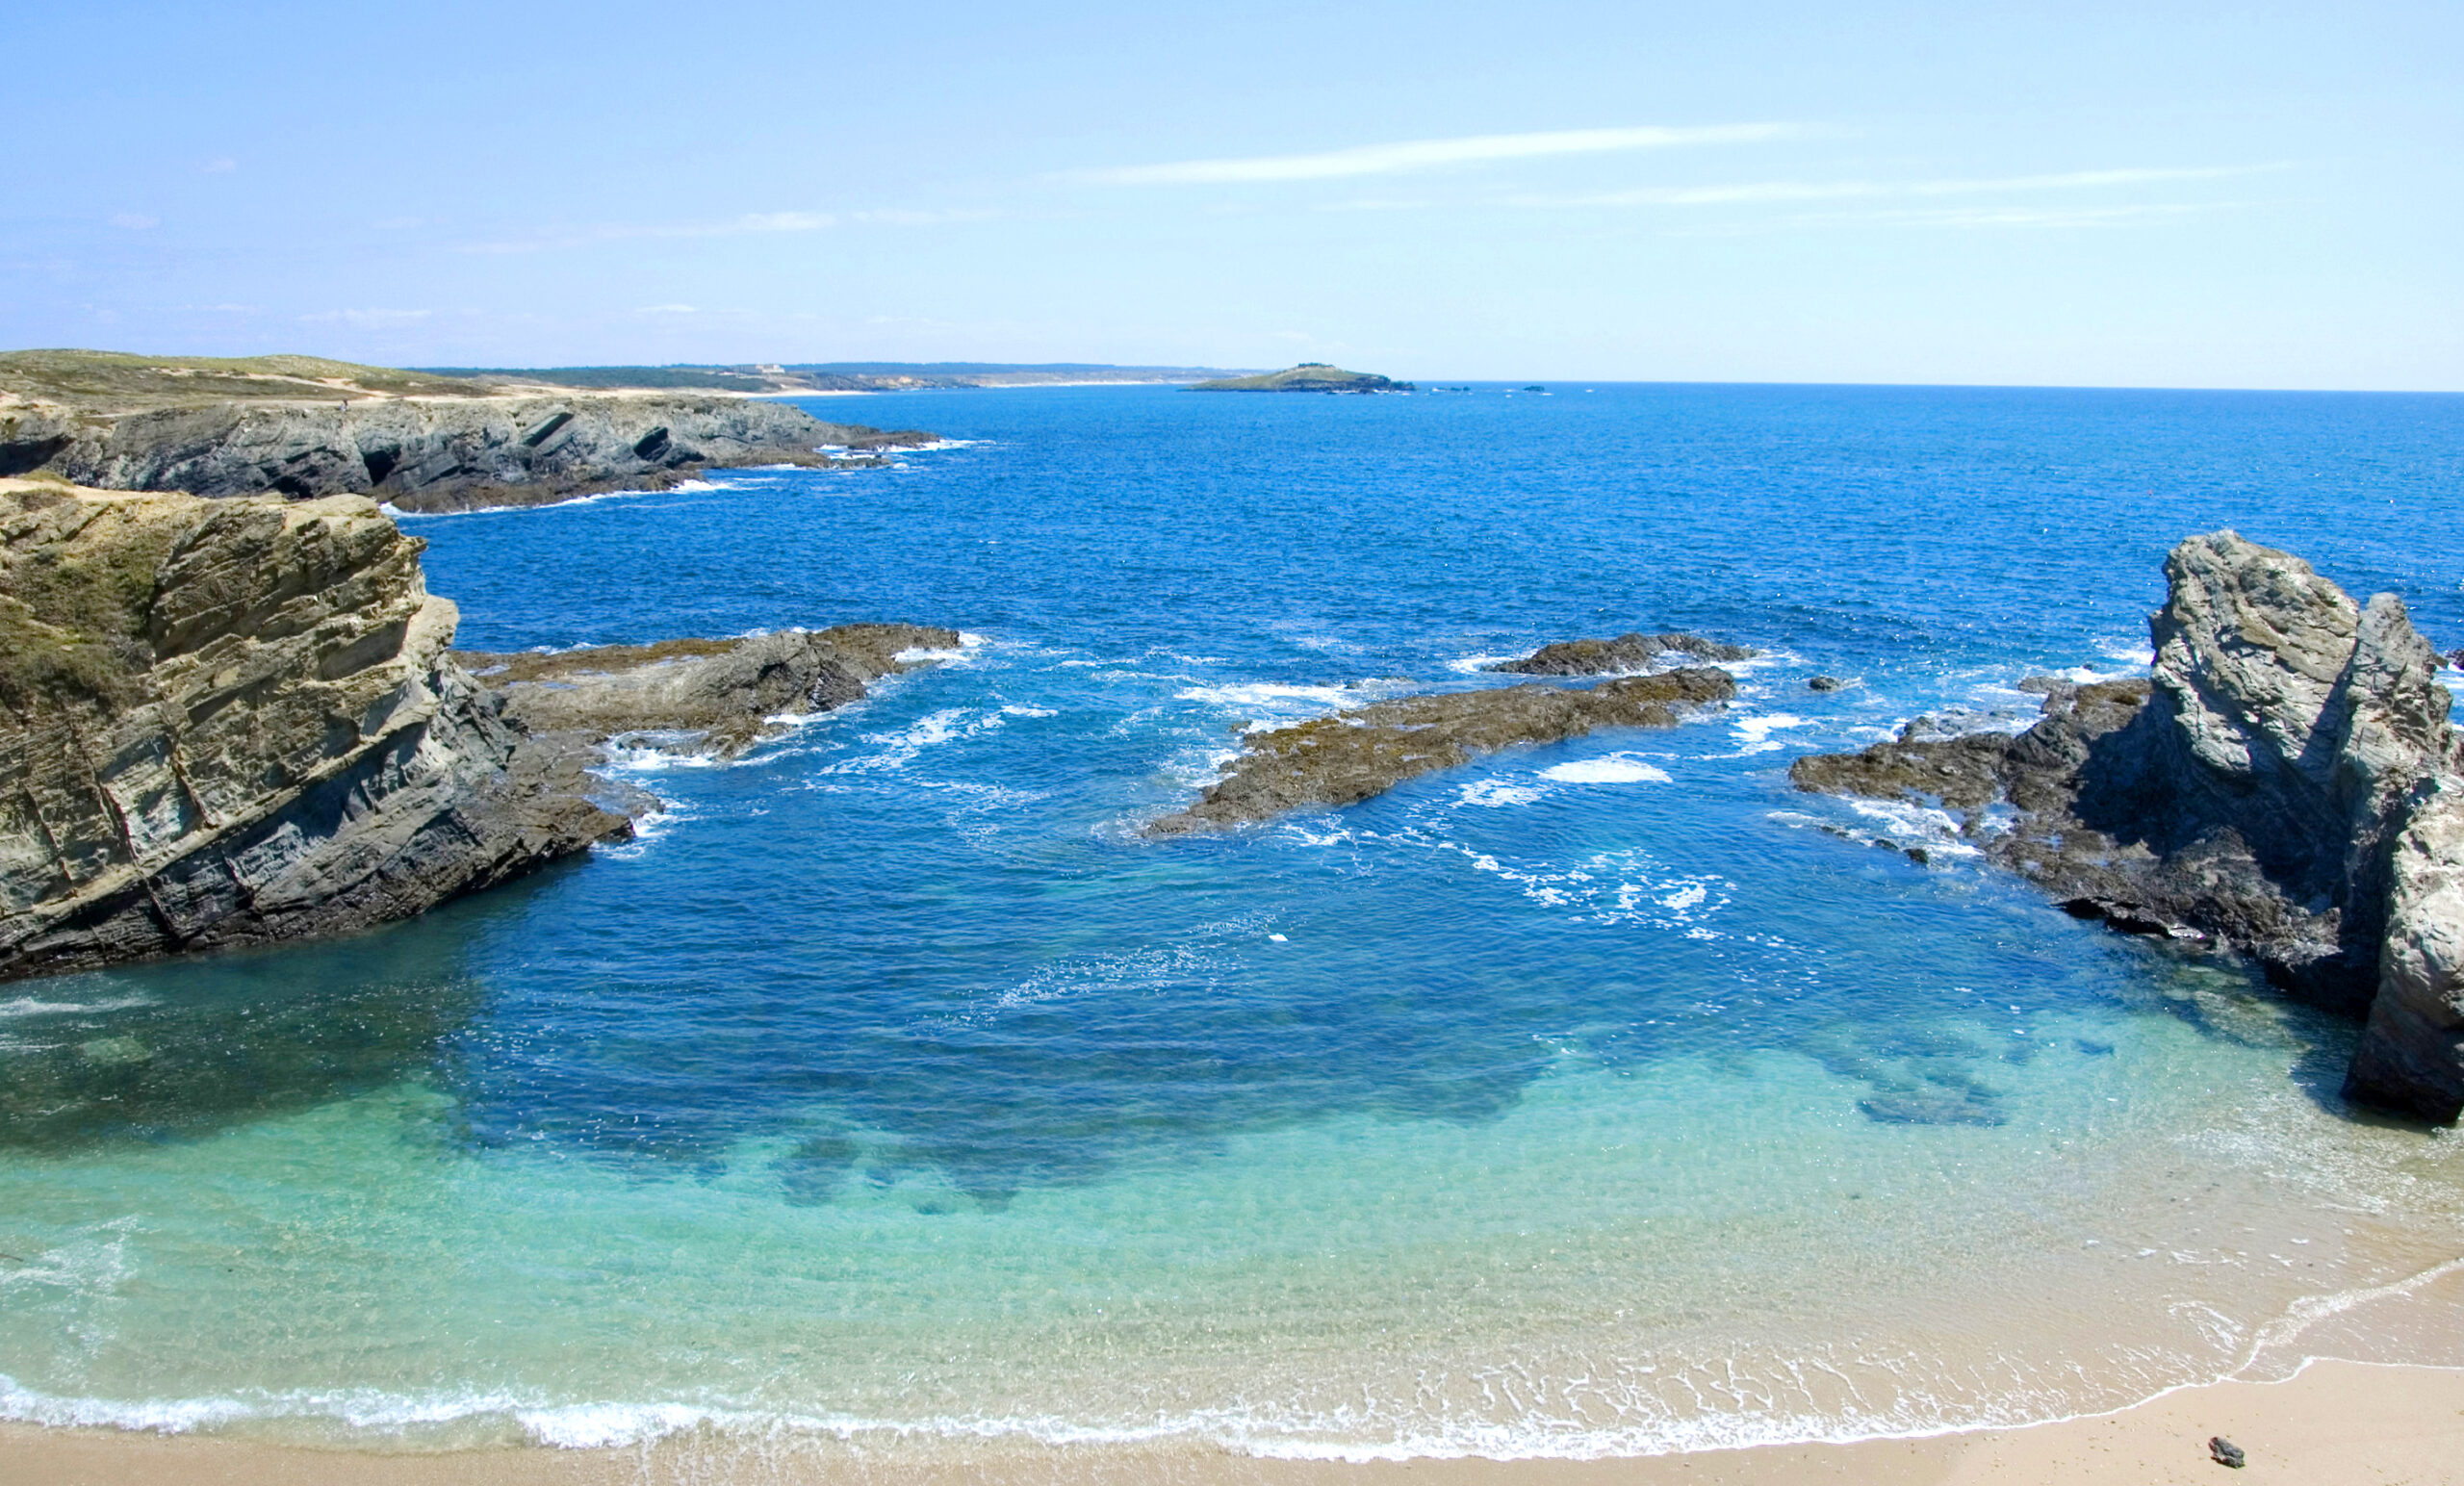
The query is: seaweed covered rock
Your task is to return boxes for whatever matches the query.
[1148,669,1734,835]
[1487,631,1756,676]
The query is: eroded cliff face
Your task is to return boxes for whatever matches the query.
[1,396,932,513]
[1790,530,2464,1120]
[0,481,628,981]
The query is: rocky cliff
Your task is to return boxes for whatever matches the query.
[1790,531,2464,1120]
[0,479,629,981]
[2,395,932,514]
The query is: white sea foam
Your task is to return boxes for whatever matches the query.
[384,480,718,522]
[1840,799,1985,858]
[1730,713,1811,754]
[599,736,729,772]
[1447,653,1523,674]
[0,993,156,1019]
[1457,779,1548,808]
[590,806,687,860]
[1175,681,1356,712]
[1539,755,1673,784]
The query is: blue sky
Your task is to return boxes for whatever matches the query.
[5,0,2456,387]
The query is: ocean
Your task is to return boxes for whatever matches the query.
[3,382,2461,1467]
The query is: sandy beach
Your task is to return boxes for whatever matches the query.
[1,1358,2457,1486]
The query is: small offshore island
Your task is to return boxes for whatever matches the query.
[1188,363,1415,393]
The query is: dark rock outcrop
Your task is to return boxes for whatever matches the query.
[1790,531,2464,1120]
[0,481,629,982]
[1488,631,1757,676]
[459,625,962,760]
[1148,669,1734,835]
[3,396,935,514]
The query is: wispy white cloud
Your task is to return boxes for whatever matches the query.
[1512,164,2284,209]
[1657,200,2246,239]
[1847,202,2237,229]
[635,303,698,315]
[199,157,237,174]
[1064,123,1800,187]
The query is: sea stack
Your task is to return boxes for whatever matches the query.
[1789,530,2464,1121]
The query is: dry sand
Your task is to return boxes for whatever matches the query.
[3,1359,2459,1486]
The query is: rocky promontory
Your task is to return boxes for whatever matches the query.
[1790,531,2464,1121]
[0,479,629,981]
[0,476,960,981]
[0,349,936,513]
[1147,669,1734,835]
[459,624,962,760]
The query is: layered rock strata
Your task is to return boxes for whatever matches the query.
[3,396,935,514]
[1790,531,2464,1120]
[1488,631,1758,676]
[0,481,629,982]
[459,625,962,760]
[1148,669,1735,835]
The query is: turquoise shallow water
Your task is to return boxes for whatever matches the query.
[3,384,2462,1459]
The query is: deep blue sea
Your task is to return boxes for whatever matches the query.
[4,383,2462,1467]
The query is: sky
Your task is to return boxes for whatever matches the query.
[3,0,2457,388]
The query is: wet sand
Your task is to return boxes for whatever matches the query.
[4,1358,2459,1486]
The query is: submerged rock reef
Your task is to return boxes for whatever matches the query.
[0,481,628,981]
[1147,668,1735,836]
[459,624,962,760]
[0,479,954,980]
[1792,531,2464,1121]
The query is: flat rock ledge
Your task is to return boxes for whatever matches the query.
[1789,530,2464,1122]
[458,624,962,760]
[1487,631,1757,676]
[1147,668,1735,836]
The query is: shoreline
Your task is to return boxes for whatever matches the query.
[3,1358,2459,1484]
